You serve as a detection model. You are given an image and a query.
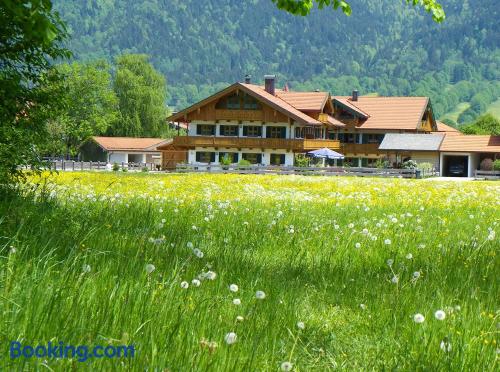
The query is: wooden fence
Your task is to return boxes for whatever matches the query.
[42,161,161,172]
[475,170,500,180]
[175,164,427,178]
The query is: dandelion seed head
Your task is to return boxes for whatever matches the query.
[440,340,452,352]
[296,321,305,330]
[224,332,237,345]
[82,264,91,273]
[145,264,155,274]
[256,290,266,300]
[229,284,239,292]
[180,281,189,289]
[435,310,446,320]
[413,313,425,323]
[281,361,293,371]
[232,298,241,305]
[191,279,201,287]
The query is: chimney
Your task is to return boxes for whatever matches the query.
[352,90,359,101]
[244,74,251,84]
[264,75,276,95]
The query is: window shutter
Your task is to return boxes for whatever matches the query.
[243,126,248,136]
[196,125,202,135]
[232,153,239,163]
[257,154,262,164]
[280,154,285,164]
[195,152,201,162]
[281,127,286,138]
[210,152,216,162]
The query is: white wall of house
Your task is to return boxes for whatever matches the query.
[108,152,128,164]
[410,152,440,171]
[189,146,294,166]
[189,120,295,138]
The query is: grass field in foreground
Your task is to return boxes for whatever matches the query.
[0,172,499,370]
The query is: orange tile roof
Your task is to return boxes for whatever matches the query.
[275,90,329,112]
[333,96,430,130]
[440,135,500,153]
[168,83,322,125]
[240,83,321,125]
[326,115,346,127]
[435,121,462,134]
[91,137,168,151]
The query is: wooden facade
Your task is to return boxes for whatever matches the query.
[162,81,440,169]
[171,136,340,152]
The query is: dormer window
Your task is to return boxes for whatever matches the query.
[243,94,260,110]
[227,94,240,109]
[215,93,261,110]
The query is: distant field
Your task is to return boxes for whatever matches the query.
[1,173,498,370]
[440,102,470,123]
[487,98,500,118]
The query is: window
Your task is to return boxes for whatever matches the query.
[243,94,260,110]
[270,154,286,165]
[243,126,262,137]
[242,153,262,164]
[220,125,238,136]
[339,133,357,143]
[344,157,359,167]
[267,126,286,138]
[195,152,215,163]
[363,134,384,144]
[227,94,240,109]
[219,152,238,163]
[196,124,215,136]
[361,158,378,167]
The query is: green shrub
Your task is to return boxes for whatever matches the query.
[121,166,128,172]
[417,162,434,171]
[141,166,149,173]
[493,159,500,171]
[112,163,120,171]
[402,160,418,169]
[480,158,493,171]
[294,154,309,167]
[237,159,251,166]
[375,158,390,169]
[220,154,232,166]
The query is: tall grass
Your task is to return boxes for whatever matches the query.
[0,173,498,370]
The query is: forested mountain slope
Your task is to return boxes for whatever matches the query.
[54,0,499,124]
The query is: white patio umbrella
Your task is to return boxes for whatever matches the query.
[307,148,344,166]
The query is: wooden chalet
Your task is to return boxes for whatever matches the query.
[159,75,499,177]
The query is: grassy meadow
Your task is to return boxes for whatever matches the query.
[0,172,499,370]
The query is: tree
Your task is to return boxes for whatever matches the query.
[271,0,445,22]
[111,54,168,137]
[0,0,69,182]
[461,114,500,135]
[43,61,119,157]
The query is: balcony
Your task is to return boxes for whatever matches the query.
[215,109,263,121]
[340,143,381,155]
[172,136,340,152]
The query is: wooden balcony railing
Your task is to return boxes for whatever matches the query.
[215,109,263,121]
[340,143,381,155]
[172,136,340,151]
